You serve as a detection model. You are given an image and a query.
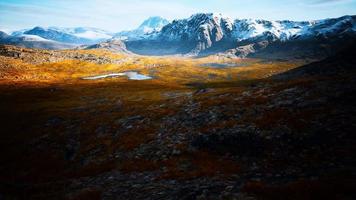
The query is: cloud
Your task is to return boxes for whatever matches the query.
[0,0,197,31]
[0,0,355,31]
[311,0,353,4]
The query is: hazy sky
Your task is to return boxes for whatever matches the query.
[0,0,355,32]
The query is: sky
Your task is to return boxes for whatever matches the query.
[0,0,355,32]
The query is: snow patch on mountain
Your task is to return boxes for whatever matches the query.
[10,27,114,44]
[115,16,169,40]
[19,34,52,42]
[231,19,312,41]
[49,27,114,40]
[138,16,169,34]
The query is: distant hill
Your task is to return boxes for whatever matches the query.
[0,31,75,50]
[85,39,132,54]
[11,26,114,45]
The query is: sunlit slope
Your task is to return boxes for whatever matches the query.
[0,46,304,86]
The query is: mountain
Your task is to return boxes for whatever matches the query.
[85,39,132,54]
[0,31,75,49]
[115,16,169,40]
[124,13,356,58]
[137,16,170,34]
[22,27,96,45]
[3,14,356,57]
[273,40,356,80]
[11,26,114,45]
[0,31,9,39]
[48,27,114,41]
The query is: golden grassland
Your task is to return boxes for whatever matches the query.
[0,49,305,85]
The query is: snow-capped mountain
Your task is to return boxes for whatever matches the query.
[0,31,75,49]
[154,13,355,43]
[48,27,114,40]
[124,13,356,57]
[22,27,92,44]
[138,16,170,34]
[158,13,234,52]
[115,16,169,40]
[2,14,356,56]
[11,26,114,45]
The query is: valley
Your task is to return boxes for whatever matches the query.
[1,7,356,200]
[0,43,355,199]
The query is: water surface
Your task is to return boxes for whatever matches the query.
[82,71,152,80]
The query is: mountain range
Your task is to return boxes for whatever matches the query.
[1,13,355,58]
[10,27,114,45]
[125,14,356,58]
[0,31,76,49]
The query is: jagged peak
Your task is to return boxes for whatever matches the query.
[138,16,169,29]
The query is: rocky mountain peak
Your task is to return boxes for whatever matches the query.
[158,13,234,54]
[138,16,169,33]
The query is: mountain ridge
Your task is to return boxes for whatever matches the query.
[0,31,75,50]
[1,14,355,57]
[124,13,356,58]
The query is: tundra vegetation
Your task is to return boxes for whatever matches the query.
[0,45,355,200]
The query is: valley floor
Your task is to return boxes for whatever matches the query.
[0,45,355,200]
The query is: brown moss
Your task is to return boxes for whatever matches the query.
[242,177,356,200]
[254,108,320,130]
[118,159,160,173]
[160,151,240,180]
[68,161,116,178]
[241,95,270,107]
[254,108,290,129]
[200,119,239,133]
[68,188,102,200]
[117,127,157,150]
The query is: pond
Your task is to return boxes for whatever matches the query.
[82,71,152,80]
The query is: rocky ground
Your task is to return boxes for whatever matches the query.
[0,45,126,65]
[0,45,355,200]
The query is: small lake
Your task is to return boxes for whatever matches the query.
[82,71,152,80]
[200,63,248,68]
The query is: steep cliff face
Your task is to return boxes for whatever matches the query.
[159,13,234,53]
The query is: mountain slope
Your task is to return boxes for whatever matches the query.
[0,31,75,50]
[85,39,132,54]
[273,40,356,79]
[49,27,114,41]
[12,27,114,43]
[23,27,96,45]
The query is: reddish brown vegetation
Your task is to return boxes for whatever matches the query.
[160,151,240,180]
[68,188,102,200]
[118,159,160,173]
[116,127,157,150]
[243,176,356,200]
